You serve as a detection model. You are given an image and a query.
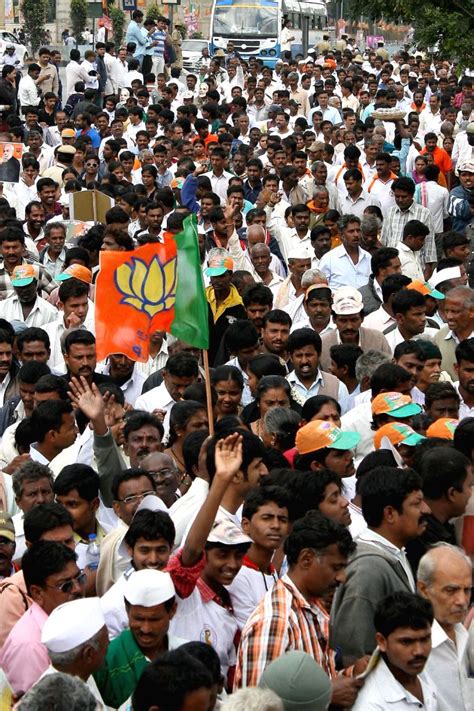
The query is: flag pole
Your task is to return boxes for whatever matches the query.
[202,349,214,437]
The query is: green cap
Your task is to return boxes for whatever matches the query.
[259,651,332,711]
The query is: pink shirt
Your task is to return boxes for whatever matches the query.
[0,602,49,694]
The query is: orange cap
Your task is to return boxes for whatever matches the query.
[295,419,360,455]
[425,418,458,440]
[56,264,93,285]
[374,422,425,450]
[371,392,421,417]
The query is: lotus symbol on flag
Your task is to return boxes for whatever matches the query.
[115,255,177,319]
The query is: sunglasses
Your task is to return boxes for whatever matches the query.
[46,570,87,594]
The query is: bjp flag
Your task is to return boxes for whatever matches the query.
[95,215,209,362]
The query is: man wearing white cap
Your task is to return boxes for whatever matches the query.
[318,214,371,290]
[94,569,182,709]
[319,287,391,371]
[40,597,108,707]
[274,247,312,310]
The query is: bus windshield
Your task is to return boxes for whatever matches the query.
[213,5,278,36]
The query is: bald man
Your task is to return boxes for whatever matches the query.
[249,243,284,298]
[141,452,180,508]
[417,544,473,711]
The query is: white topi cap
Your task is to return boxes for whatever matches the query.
[41,598,105,653]
[124,569,176,607]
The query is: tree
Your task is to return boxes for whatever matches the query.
[109,6,126,46]
[71,0,88,44]
[348,0,474,69]
[21,0,49,55]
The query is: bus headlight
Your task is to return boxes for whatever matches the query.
[269,49,276,56]
[261,49,267,56]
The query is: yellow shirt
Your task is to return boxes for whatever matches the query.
[206,283,243,322]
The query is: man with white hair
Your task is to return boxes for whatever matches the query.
[417,543,474,711]
[40,597,109,707]
[285,267,329,329]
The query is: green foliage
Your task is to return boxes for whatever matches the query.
[348,0,474,68]
[70,0,88,43]
[109,6,126,47]
[21,0,49,55]
[146,5,165,22]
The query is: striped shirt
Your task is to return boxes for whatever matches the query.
[381,201,436,265]
[234,574,338,688]
[151,29,167,57]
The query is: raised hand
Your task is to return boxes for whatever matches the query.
[214,433,243,482]
[68,376,104,422]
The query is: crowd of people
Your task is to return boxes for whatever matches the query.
[0,15,473,711]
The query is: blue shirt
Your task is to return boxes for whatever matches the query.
[76,127,101,149]
[318,244,371,290]
[151,29,166,57]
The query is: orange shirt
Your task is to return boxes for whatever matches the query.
[420,146,452,176]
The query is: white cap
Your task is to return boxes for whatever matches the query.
[207,517,252,545]
[134,493,168,517]
[41,598,105,653]
[124,569,175,607]
[182,91,194,99]
[287,246,313,261]
[332,286,363,315]
[429,266,461,289]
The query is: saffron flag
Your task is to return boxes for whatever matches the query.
[95,215,209,362]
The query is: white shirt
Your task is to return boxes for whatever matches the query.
[287,369,350,412]
[363,305,396,333]
[101,566,134,639]
[203,170,233,206]
[424,619,473,711]
[454,381,474,420]
[65,60,91,96]
[339,190,381,218]
[135,342,169,378]
[352,656,438,711]
[396,241,425,281]
[134,380,175,437]
[228,563,278,630]
[42,311,95,371]
[98,364,146,407]
[0,294,57,328]
[18,75,40,109]
[416,181,449,234]
[12,512,26,562]
[319,244,372,290]
[341,399,374,467]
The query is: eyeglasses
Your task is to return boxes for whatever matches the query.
[46,570,87,594]
[148,468,179,481]
[117,490,156,505]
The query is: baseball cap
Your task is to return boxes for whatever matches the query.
[426,417,458,440]
[268,104,281,113]
[182,91,194,100]
[304,283,331,301]
[371,392,422,418]
[205,253,234,277]
[374,422,425,450]
[332,286,363,315]
[308,141,325,152]
[207,517,252,546]
[11,264,39,287]
[125,569,175,607]
[259,651,332,711]
[0,511,15,543]
[57,144,76,155]
[6,44,15,50]
[296,419,360,455]
[407,280,444,300]
[56,264,93,284]
[466,121,474,135]
[457,158,474,175]
[61,128,76,138]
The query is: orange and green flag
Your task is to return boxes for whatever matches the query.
[95,214,209,362]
